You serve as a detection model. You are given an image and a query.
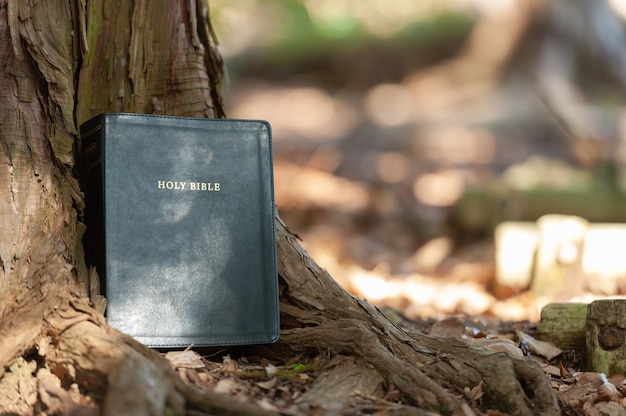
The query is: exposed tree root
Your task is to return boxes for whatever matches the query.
[0,219,560,415]
[275,217,560,415]
[0,303,45,380]
[1,294,279,416]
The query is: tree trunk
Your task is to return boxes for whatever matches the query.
[0,1,559,415]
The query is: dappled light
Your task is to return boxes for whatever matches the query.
[581,226,626,294]
[413,170,466,207]
[348,266,495,319]
[213,0,626,326]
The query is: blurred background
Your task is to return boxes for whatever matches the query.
[210,0,626,322]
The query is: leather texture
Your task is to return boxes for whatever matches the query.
[80,113,279,347]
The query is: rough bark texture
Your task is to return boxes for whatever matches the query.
[75,0,225,121]
[0,0,560,415]
[0,0,86,385]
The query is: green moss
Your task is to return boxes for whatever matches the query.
[224,1,474,83]
[275,362,313,379]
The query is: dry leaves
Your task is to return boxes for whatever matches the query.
[156,316,626,415]
[164,352,318,414]
[556,372,626,414]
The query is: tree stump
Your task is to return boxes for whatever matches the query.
[587,299,626,376]
[536,303,588,351]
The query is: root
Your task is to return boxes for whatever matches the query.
[0,293,279,416]
[0,219,560,416]
[275,219,559,415]
[0,302,45,379]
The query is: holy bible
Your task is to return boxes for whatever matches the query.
[80,113,279,348]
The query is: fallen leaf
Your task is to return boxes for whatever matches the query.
[576,372,605,387]
[596,381,622,403]
[559,361,572,378]
[223,355,238,372]
[165,350,205,369]
[214,378,240,395]
[516,330,562,360]
[610,374,626,390]
[468,380,484,402]
[296,373,311,384]
[592,401,626,416]
[541,364,562,378]
[256,378,278,390]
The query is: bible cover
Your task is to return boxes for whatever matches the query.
[80,113,279,348]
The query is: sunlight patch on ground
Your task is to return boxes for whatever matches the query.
[347,265,495,318]
[412,237,454,273]
[413,169,465,206]
[276,162,626,323]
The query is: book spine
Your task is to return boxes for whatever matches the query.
[80,116,106,296]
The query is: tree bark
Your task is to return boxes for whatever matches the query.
[0,0,559,415]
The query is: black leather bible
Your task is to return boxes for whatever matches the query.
[80,113,279,348]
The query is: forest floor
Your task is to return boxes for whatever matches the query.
[162,332,626,416]
[154,158,626,415]
[204,29,626,410]
[203,2,626,409]
[194,63,626,413]
[161,290,623,416]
